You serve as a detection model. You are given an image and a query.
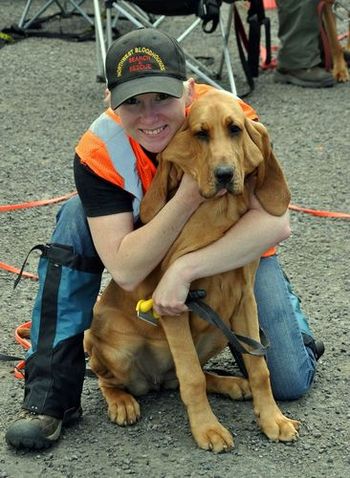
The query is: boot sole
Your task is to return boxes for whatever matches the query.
[274,71,335,88]
[5,407,82,450]
[5,421,62,450]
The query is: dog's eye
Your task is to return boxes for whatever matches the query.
[228,124,241,135]
[195,130,209,141]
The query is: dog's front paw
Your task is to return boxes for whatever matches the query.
[257,409,300,442]
[107,393,141,426]
[192,420,234,453]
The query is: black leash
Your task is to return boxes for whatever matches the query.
[186,290,269,357]
[0,247,45,366]
[13,244,46,289]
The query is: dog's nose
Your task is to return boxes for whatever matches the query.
[214,166,234,184]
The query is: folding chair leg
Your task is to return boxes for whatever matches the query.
[19,0,64,30]
[185,60,225,90]
[114,3,145,28]
[93,0,107,81]
[19,0,35,28]
[19,0,93,30]
[176,17,236,94]
[217,8,233,80]
[117,1,165,27]
[218,11,237,96]
[106,3,113,48]
[68,0,94,26]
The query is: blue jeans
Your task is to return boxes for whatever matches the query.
[254,256,316,400]
[24,196,316,416]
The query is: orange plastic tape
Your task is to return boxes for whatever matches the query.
[14,360,25,380]
[263,0,277,9]
[0,261,38,280]
[15,321,32,350]
[0,191,77,212]
[289,204,350,219]
[13,321,32,379]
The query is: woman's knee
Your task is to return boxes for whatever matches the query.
[270,361,316,401]
[56,195,86,229]
[52,196,96,256]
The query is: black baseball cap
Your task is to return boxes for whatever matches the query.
[105,28,187,109]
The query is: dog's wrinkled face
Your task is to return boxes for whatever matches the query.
[161,90,266,199]
[141,90,290,224]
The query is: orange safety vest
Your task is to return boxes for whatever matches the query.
[76,83,276,256]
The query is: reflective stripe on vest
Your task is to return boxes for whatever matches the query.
[76,111,155,220]
[89,112,143,219]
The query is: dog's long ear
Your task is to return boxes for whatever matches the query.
[245,119,291,216]
[160,119,198,173]
[140,158,182,224]
[140,120,192,223]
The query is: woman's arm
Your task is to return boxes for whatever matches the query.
[88,174,204,290]
[151,193,291,316]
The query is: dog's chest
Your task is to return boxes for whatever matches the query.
[126,342,177,395]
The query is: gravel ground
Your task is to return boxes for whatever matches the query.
[1,1,349,477]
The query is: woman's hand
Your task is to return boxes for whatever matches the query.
[174,173,205,209]
[151,262,190,317]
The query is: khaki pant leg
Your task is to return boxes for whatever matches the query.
[276,0,321,70]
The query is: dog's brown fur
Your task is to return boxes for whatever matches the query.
[323,0,350,82]
[84,90,299,452]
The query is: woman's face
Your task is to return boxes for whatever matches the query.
[116,91,189,153]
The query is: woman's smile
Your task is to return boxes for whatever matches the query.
[140,125,167,136]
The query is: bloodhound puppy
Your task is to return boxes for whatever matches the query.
[84,90,299,452]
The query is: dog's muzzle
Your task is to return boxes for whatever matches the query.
[214,165,234,192]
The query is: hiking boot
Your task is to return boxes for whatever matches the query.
[314,340,325,360]
[274,66,335,88]
[302,334,325,361]
[5,407,82,450]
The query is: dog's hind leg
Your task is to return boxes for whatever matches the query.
[85,337,141,426]
[160,315,234,453]
[204,371,252,400]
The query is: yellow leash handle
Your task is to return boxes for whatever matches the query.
[136,298,160,319]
